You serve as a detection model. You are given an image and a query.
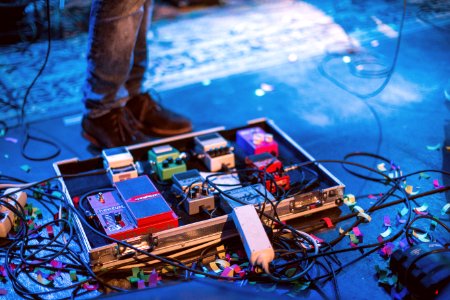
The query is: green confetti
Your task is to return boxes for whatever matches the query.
[20,164,31,173]
[419,172,431,180]
[426,143,441,151]
[0,129,5,137]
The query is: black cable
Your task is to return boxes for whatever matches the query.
[18,0,62,161]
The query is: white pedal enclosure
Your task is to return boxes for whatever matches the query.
[0,188,28,237]
[231,204,275,273]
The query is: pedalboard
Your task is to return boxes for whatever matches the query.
[195,133,235,171]
[0,188,27,238]
[55,119,345,271]
[148,145,187,181]
[236,127,279,157]
[102,147,138,183]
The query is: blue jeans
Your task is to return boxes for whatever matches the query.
[83,0,153,117]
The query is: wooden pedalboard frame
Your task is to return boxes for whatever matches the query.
[54,119,345,272]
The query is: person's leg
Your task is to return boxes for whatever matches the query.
[83,0,147,116]
[82,0,148,148]
[125,0,154,97]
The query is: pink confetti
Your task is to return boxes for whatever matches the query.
[352,227,362,237]
[0,288,7,295]
[5,137,18,143]
[50,260,64,269]
[220,266,234,277]
[0,266,6,277]
[413,208,428,216]
[383,216,391,227]
[368,194,378,199]
[82,283,99,291]
[433,179,444,189]
[350,242,358,248]
[377,236,384,243]
[379,243,395,257]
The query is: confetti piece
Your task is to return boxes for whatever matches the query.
[380,227,392,238]
[377,236,384,243]
[399,207,408,216]
[0,289,6,295]
[82,283,99,291]
[383,216,391,227]
[433,179,444,189]
[379,243,395,258]
[339,227,345,235]
[321,217,334,228]
[349,233,360,245]
[215,259,230,269]
[70,270,77,282]
[414,204,428,212]
[396,215,406,224]
[220,267,234,277]
[441,203,450,215]
[216,245,226,259]
[352,227,362,237]
[426,143,441,151]
[405,185,419,195]
[398,238,409,251]
[20,164,31,173]
[209,262,221,273]
[37,273,51,285]
[377,163,387,172]
[412,230,430,242]
[419,172,431,180]
[5,137,18,143]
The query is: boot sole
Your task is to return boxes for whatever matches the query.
[146,125,193,137]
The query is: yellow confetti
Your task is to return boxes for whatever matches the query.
[209,262,221,273]
[377,163,387,172]
[216,245,226,259]
[405,185,419,195]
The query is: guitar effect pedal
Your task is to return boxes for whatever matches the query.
[194,133,235,172]
[172,169,215,215]
[245,152,290,193]
[148,145,187,181]
[0,188,27,237]
[102,147,138,183]
[236,127,278,157]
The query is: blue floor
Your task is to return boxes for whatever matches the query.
[0,0,449,299]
